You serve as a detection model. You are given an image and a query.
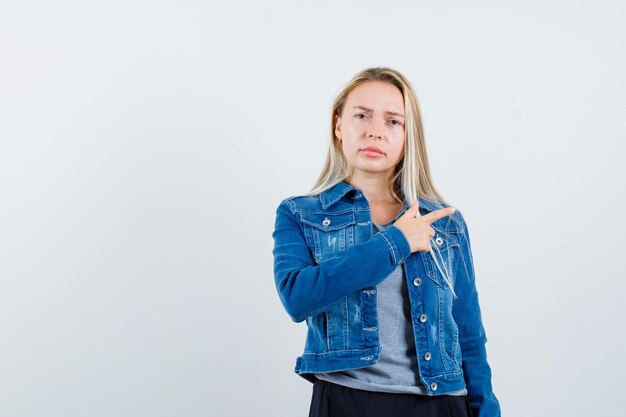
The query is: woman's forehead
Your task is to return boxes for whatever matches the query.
[346,81,404,111]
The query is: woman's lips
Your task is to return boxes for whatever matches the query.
[362,150,384,157]
[361,147,384,157]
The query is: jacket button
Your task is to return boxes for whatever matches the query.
[419,314,428,323]
[412,278,422,286]
[430,382,438,391]
[424,352,431,361]
[435,235,443,246]
[322,218,331,227]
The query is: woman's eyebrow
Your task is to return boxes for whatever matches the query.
[352,105,405,119]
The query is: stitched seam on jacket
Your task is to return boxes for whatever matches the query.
[377,231,397,265]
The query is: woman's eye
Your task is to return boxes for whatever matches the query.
[390,119,402,126]
[355,113,367,119]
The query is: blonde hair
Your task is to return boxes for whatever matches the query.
[307,66,449,209]
[307,67,466,298]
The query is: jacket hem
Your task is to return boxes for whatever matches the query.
[294,349,468,396]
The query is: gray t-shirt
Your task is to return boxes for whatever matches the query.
[315,214,467,396]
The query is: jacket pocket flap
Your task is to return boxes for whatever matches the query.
[301,211,356,231]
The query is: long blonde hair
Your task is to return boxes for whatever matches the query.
[307,66,449,208]
[307,67,466,298]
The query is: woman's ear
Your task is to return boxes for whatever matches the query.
[335,114,342,139]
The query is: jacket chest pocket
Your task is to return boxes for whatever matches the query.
[422,227,462,289]
[301,211,356,263]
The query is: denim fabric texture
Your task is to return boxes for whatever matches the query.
[272,180,501,417]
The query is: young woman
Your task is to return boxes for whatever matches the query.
[272,67,501,417]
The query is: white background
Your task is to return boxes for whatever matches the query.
[1,1,625,416]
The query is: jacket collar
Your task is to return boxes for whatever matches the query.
[319,179,439,213]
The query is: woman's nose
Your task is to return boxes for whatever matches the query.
[367,117,384,139]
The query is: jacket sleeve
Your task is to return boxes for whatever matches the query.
[272,198,411,323]
[452,210,501,417]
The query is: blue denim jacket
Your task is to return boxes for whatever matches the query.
[272,180,501,417]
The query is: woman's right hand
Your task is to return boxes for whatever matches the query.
[392,200,456,254]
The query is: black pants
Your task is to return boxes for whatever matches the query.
[308,379,474,417]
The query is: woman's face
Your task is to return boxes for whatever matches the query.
[335,80,405,179]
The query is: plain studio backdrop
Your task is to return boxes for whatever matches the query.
[0,1,624,416]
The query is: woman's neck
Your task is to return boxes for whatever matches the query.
[346,174,397,204]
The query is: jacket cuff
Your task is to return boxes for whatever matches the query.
[376,225,411,266]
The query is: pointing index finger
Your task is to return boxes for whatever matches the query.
[421,207,456,224]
